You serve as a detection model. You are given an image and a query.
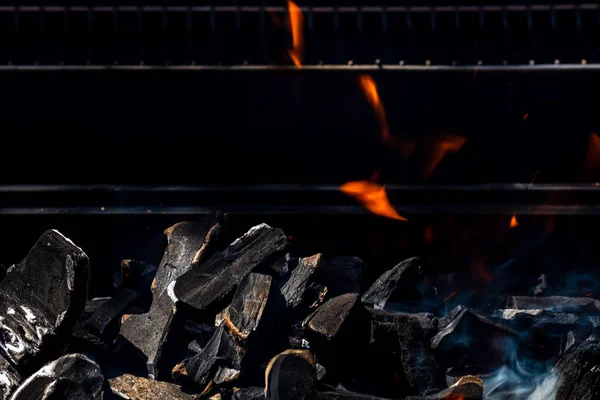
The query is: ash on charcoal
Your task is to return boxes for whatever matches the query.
[303,293,358,340]
[108,373,197,400]
[552,340,600,400]
[174,223,288,312]
[10,353,103,400]
[172,324,243,388]
[118,212,225,379]
[362,257,421,310]
[431,308,522,373]
[0,230,89,370]
[265,349,317,400]
[506,296,600,314]
[281,254,324,311]
[318,256,365,298]
[497,309,585,333]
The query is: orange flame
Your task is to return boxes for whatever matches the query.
[422,133,466,178]
[510,215,519,228]
[358,75,390,143]
[583,132,600,181]
[287,1,304,67]
[340,181,407,221]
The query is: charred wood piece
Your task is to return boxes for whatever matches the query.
[10,353,103,400]
[438,305,467,331]
[303,293,358,340]
[232,387,265,400]
[85,288,139,338]
[0,356,21,400]
[506,296,600,314]
[265,349,317,400]
[172,324,243,388]
[118,212,225,379]
[174,223,288,312]
[108,373,198,400]
[281,254,324,310]
[362,257,421,310]
[553,340,600,400]
[224,273,273,341]
[312,388,393,399]
[0,230,89,369]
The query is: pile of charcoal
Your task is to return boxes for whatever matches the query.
[0,210,599,400]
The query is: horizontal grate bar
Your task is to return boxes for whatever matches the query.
[0,4,598,66]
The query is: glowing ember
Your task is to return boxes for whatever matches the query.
[340,181,407,221]
[582,132,600,180]
[444,291,457,302]
[523,113,529,120]
[287,1,304,67]
[510,215,519,228]
[422,133,466,178]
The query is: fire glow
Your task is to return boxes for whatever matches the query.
[340,181,407,221]
[287,1,304,67]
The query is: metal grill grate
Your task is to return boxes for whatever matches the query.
[0,4,599,66]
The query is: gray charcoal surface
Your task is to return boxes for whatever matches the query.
[497,309,584,333]
[281,254,324,309]
[108,373,198,400]
[438,305,467,331]
[118,212,225,379]
[303,293,358,340]
[507,296,600,314]
[553,340,600,400]
[361,257,421,310]
[10,353,103,400]
[174,223,288,312]
[265,350,317,400]
[313,388,393,399]
[0,230,89,368]
[404,375,483,399]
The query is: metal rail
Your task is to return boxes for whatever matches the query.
[0,63,596,70]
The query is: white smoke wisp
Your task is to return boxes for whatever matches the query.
[526,373,558,400]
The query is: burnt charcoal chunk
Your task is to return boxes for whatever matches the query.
[224,273,272,340]
[0,355,21,400]
[85,288,139,337]
[281,254,324,309]
[553,341,600,400]
[172,324,242,388]
[497,309,584,333]
[10,353,103,400]
[232,387,265,400]
[265,350,317,400]
[507,296,600,314]
[404,375,483,399]
[118,212,225,379]
[303,293,358,340]
[175,223,288,312]
[0,230,89,368]
[108,373,198,400]
[362,257,420,310]
[321,256,365,298]
[438,305,467,331]
[431,309,521,372]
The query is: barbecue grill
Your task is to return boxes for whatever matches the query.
[0,3,599,398]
